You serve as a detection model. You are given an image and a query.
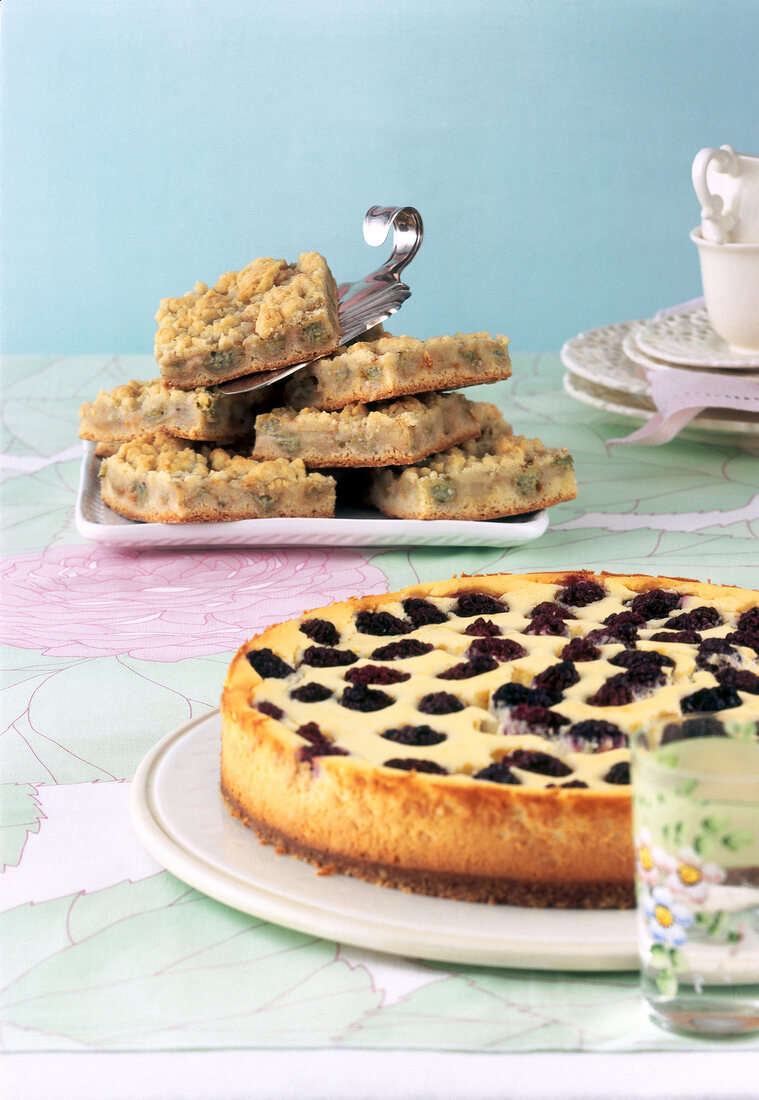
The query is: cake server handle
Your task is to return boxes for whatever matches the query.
[218,206,423,394]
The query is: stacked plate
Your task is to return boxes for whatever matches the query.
[561,305,759,440]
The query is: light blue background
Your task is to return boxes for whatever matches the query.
[2,0,758,354]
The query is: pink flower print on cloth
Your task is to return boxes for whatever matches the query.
[0,544,388,661]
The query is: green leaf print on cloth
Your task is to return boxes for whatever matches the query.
[344,965,680,1052]
[1,654,204,784]
[0,873,381,1050]
[0,783,43,869]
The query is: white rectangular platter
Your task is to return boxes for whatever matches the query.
[75,443,550,549]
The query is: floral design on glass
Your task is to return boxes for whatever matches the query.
[632,826,758,999]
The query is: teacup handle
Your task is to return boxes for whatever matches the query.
[692,144,740,243]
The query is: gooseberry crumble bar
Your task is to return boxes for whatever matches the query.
[283,331,512,411]
[250,392,481,467]
[367,403,577,519]
[221,570,759,906]
[79,378,267,443]
[154,252,340,388]
[99,431,335,523]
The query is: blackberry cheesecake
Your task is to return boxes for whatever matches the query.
[221,570,759,907]
[154,252,340,388]
[283,331,512,411]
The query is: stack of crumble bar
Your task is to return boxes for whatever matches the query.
[79,251,577,523]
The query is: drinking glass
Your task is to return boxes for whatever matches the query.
[631,721,759,1036]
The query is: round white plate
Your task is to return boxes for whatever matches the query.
[560,320,650,397]
[633,308,759,369]
[563,371,654,419]
[130,710,638,972]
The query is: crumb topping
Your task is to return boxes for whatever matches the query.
[283,331,511,410]
[258,392,468,432]
[102,430,317,488]
[78,376,266,443]
[366,401,575,519]
[154,251,337,366]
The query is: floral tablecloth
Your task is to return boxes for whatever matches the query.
[2,352,758,1093]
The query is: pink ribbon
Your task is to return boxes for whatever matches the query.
[606,368,759,446]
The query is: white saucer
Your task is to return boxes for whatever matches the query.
[620,331,751,377]
[563,372,654,418]
[130,710,639,972]
[633,308,759,369]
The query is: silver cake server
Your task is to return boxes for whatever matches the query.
[217,205,423,395]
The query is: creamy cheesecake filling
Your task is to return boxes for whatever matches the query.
[236,576,759,789]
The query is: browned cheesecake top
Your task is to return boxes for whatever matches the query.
[227,571,759,792]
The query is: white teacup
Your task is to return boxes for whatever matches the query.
[692,145,759,244]
[691,228,759,353]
